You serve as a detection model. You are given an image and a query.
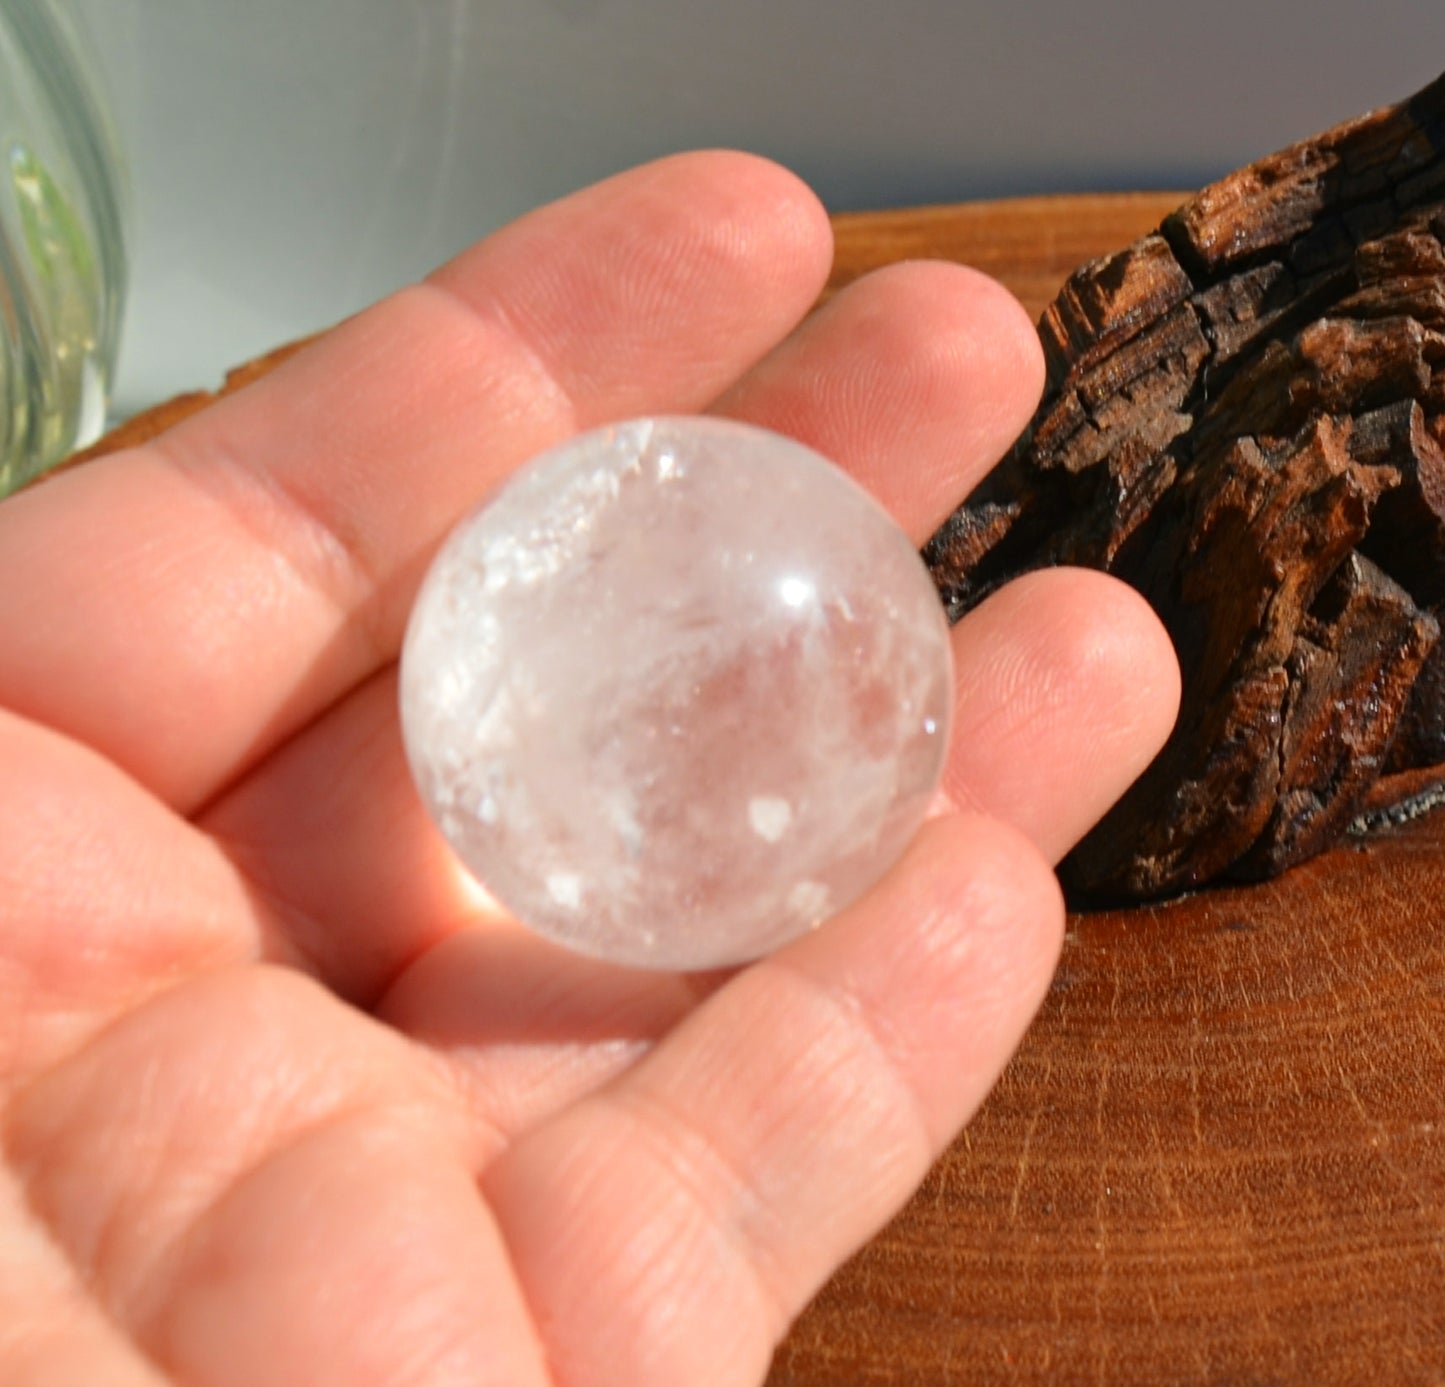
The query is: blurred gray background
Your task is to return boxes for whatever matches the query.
[73,0,1445,414]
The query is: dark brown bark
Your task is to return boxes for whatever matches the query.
[926,73,1445,899]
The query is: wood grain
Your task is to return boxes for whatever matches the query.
[773,812,1445,1385]
[71,190,1445,1384]
[827,191,1184,322]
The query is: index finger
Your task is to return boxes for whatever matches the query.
[0,152,833,811]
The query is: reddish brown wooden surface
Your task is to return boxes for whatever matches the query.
[74,194,1185,455]
[73,191,1445,1384]
[827,192,1187,322]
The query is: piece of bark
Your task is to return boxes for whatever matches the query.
[925,73,1445,899]
[1235,551,1438,877]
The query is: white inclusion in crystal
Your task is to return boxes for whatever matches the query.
[608,791,645,857]
[546,871,584,910]
[787,880,831,922]
[748,795,794,843]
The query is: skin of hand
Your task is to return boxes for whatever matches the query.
[0,152,1180,1387]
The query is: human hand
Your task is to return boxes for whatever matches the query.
[0,153,1178,1386]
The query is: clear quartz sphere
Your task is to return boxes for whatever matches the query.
[399,416,954,971]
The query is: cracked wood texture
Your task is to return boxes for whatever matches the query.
[70,176,1445,1386]
[926,76,1445,901]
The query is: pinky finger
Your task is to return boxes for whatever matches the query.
[481,812,1063,1387]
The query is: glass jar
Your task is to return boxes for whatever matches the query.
[0,0,126,497]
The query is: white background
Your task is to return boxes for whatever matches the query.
[73,0,1445,413]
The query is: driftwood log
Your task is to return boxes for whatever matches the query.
[925,73,1445,901]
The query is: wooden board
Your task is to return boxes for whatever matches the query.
[771,193,1445,1386]
[70,193,1185,466]
[826,191,1187,322]
[73,191,1445,1383]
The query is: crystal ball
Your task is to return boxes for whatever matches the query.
[399,417,954,970]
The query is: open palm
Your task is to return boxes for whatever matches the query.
[0,154,1178,1386]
